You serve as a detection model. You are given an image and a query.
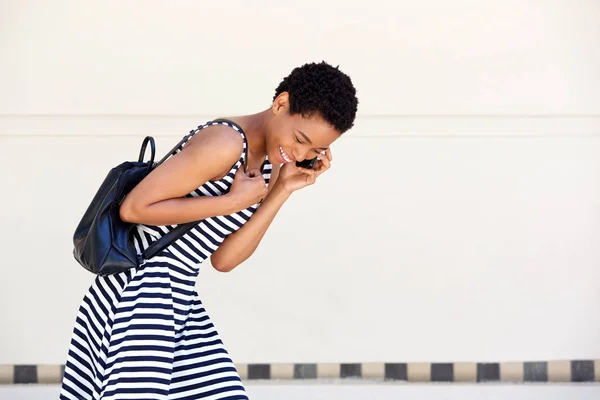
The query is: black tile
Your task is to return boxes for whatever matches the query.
[571,360,595,382]
[431,363,454,382]
[524,362,548,382]
[248,364,270,380]
[385,363,408,381]
[14,365,37,384]
[477,363,500,382]
[340,364,362,378]
[294,364,317,379]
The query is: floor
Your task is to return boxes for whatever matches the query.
[2,382,599,400]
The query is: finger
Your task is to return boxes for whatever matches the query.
[314,155,330,177]
[307,169,317,185]
[249,172,264,181]
[253,173,266,183]
[235,167,247,178]
[247,168,262,178]
[299,167,317,184]
[316,153,331,169]
[325,148,332,162]
[296,165,315,175]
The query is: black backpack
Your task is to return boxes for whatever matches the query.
[72,134,197,275]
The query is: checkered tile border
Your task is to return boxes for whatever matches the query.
[1,361,599,384]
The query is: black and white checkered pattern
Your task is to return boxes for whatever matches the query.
[1,361,598,384]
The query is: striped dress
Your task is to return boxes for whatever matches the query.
[60,120,270,399]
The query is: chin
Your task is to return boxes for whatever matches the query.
[267,145,282,165]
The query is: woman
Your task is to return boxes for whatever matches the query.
[60,61,358,399]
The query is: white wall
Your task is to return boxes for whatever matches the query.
[1,0,600,365]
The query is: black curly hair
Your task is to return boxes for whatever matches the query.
[273,61,358,134]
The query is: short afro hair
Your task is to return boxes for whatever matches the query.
[273,61,358,133]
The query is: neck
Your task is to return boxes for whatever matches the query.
[232,110,269,158]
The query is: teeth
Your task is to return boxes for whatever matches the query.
[279,146,292,163]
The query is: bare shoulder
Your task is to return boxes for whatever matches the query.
[181,123,240,166]
[185,123,244,157]
[141,123,244,188]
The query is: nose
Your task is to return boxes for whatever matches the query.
[293,146,312,161]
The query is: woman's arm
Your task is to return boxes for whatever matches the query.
[210,150,332,272]
[120,125,265,226]
[210,183,291,272]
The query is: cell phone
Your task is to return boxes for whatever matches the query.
[296,158,317,169]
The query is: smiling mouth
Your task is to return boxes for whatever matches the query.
[279,146,293,163]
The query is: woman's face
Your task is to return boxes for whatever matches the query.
[266,93,341,165]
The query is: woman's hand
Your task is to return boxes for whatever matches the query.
[228,168,268,209]
[275,148,332,193]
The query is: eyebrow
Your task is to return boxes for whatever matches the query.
[297,130,328,151]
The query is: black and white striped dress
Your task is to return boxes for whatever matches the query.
[60,120,271,400]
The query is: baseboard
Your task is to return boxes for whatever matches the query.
[2,360,599,384]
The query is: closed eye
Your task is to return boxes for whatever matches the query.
[295,134,324,154]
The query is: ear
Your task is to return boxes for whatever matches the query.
[271,92,290,115]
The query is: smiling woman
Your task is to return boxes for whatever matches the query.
[59,62,358,400]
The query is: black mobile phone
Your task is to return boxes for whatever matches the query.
[296,158,317,169]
